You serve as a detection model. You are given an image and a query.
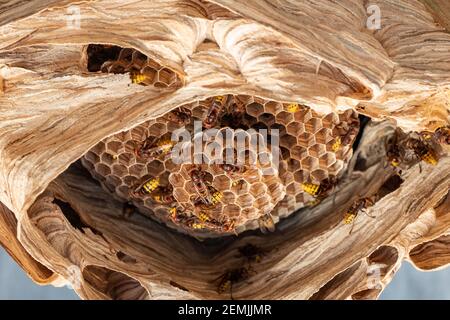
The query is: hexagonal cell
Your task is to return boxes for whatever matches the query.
[173,187,190,203]
[221,190,236,203]
[327,160,344,175]
[301,156,319,171]
[147,160,165,176]
[294,169,309,183]
[287,158,301,171]
[163,159,177,172]
[294,108,312,123]
[258,113,276,126]
[90,142,106,156]
[112,164,128,177]
[235,95,254,106]
[244,207,260,220]
[322,112,339,127]
[158,171,171,185]
[297,132,315,147]
[315,127,331,144]
[157,67,178,86]
[124,140,139,154]
[145,57,161,70]
[237,150,257,167]
[130,125,148,141]
[286,182,301,195]
[168,172,184,188]
[123,176,139,187]
[275,111,294,126]
[141,66,157,84]
[148,123,167,136]
[236,193,254,208]
[308,144,326,158]
[267,181,285,200]
[280,169,295,185]
[84,151,100,164]
[254,195,271,211]
[95,163,111,176]
[249,182,267,198]
[286,122,304,136]
[213,174,232,190]
[280,134,297,149]
[101,152,116,166]
[290,145,307,161]
[311,169,328,182]
[264,101,283,114]
[246,102,264,117]
[167,120,183,132]
[105,175,122,188]
[224,204,241,218]
[305,118,322,134]
[118,152,135,166]
[232,180,250,195]
[116,130,132,141]
[319,153,337,168]
[106,140,123,154]
[129,163,145,176]
[279,146,291,160]
[251,122,269,132]
[153,81,170,90]
[271,123,287,136]
[130,48,145,62]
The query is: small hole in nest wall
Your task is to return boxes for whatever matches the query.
[53,196,108,240]
[169,281,190,292]
[378,174,404,199]
[116,251,138,264]
[83,265,149,299]
[352,115,371,151]
[84,44,181,88]
[353,156,367,172]
[53,198,89,232]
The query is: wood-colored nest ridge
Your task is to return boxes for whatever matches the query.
[0,0,449,300]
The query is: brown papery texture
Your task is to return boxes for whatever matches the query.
[0,0,449,299]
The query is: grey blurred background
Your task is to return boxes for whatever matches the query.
[0,247,449,299]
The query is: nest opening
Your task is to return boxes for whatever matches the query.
[53,198,90,232]
[82,265,149,300]
[84,44,181,88]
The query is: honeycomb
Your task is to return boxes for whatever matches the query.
[81,45,360,238]
[167,128,285,235]
[84,44,181,88]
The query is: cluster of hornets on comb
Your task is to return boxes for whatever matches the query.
[301,123,449,235]
[125,95,253,234]
[386,126,449,172]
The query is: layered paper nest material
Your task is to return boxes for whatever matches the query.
[0,0,449,300]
